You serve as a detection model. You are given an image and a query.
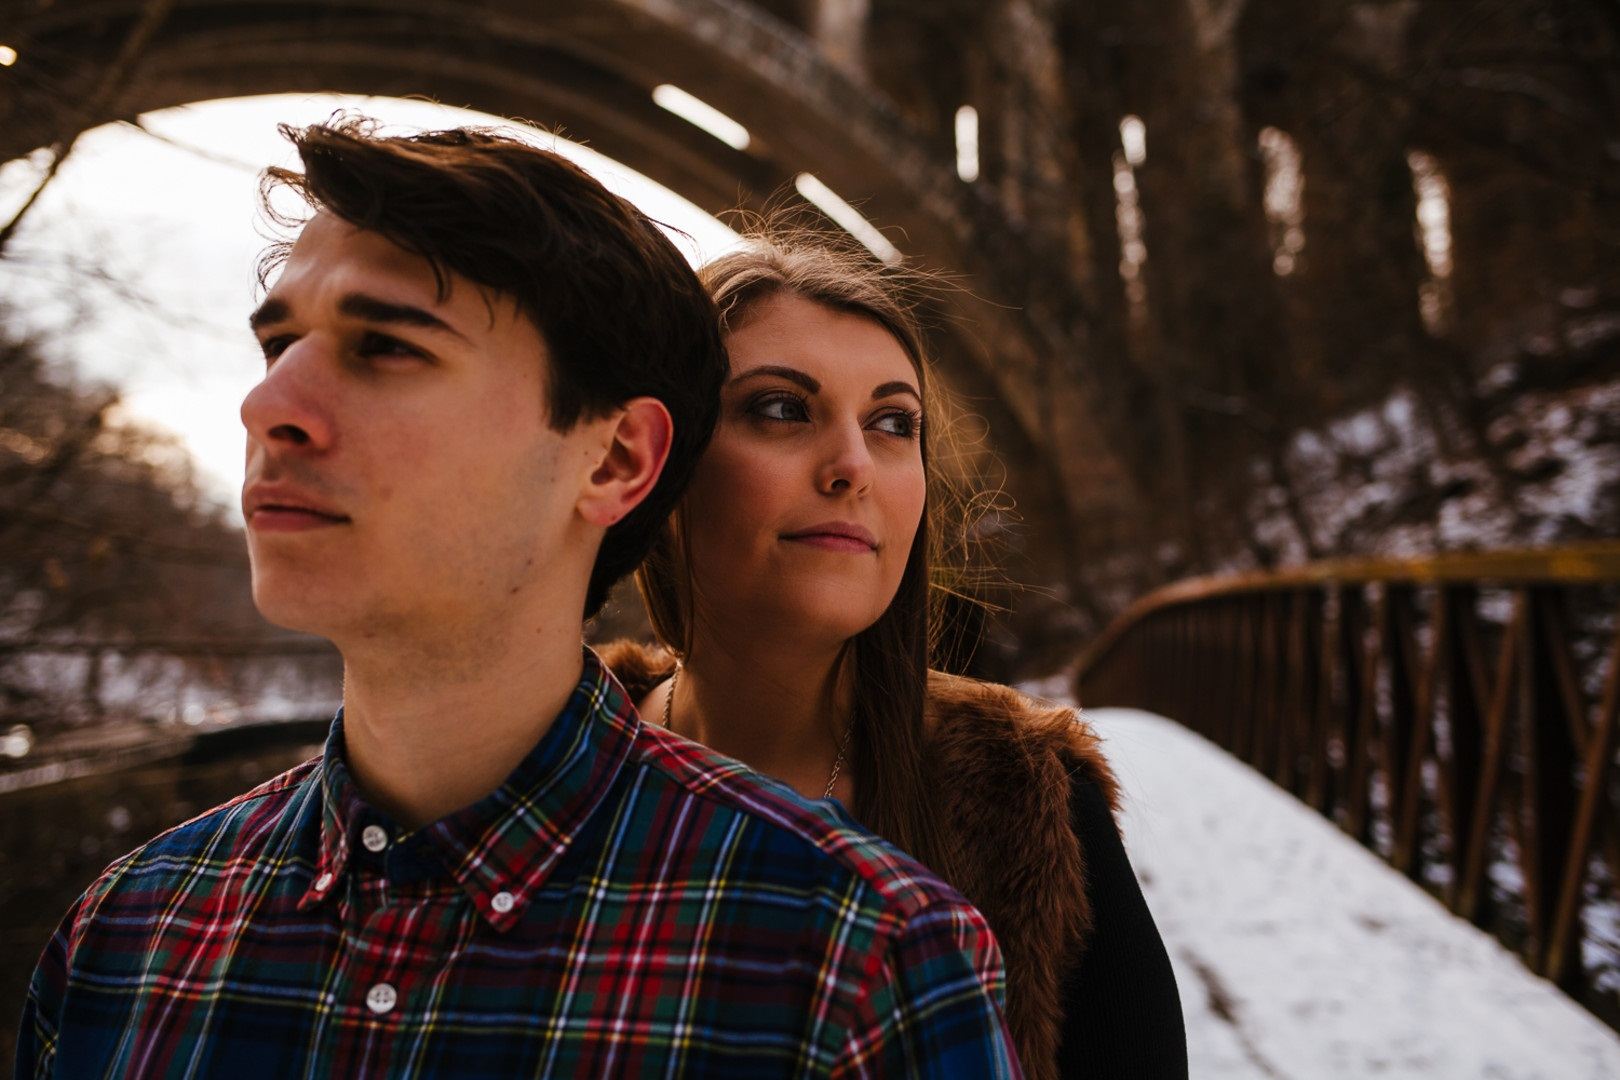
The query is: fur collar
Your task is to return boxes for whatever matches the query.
[596,639,1119,1080]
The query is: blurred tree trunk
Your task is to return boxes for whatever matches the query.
[1058,0,1194,578]
[1114,0,1293,568]
[1240,2,1423,418]
[862,0,1134,626]
[1411,1,1620,373]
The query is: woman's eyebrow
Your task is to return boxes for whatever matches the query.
[729,365,820,393]
[872,380,922,404]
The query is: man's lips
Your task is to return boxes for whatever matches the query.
[780,522,878,552]
[243,484,350,532]
[248,507,349,532]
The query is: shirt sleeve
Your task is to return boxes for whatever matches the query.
[835,900,1023,1079]
[15,852,135,1080]
[14,901,76,1080]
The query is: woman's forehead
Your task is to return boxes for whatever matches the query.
[725,293,918,390]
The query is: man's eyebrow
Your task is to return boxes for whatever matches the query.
[247,293,469,339]
[872,380,922,404]
[337,293,469,340]
[248,298,289,331]
[729,365,821,393]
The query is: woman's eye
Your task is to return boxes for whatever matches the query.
[872,410,921,438]
[752,394,810,422]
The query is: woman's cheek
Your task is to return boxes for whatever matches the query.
[888,469,927,543]
[705,430,785,493]
[687,449,783,566]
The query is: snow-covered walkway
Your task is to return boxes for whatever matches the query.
[1084,706,1620,1079]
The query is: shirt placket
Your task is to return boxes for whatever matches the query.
[326,813,461,1075]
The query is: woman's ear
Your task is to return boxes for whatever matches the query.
[576,396,674,527]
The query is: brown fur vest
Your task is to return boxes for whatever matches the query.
[597,639,1121,1080]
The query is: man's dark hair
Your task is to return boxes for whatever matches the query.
[258,115,727,617]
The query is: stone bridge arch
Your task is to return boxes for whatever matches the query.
[3,0,1115,606]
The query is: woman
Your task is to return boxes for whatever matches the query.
[600,231,1187,1079]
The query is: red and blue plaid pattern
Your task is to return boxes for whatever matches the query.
[18,650,1019,1077]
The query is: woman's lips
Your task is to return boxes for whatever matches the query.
[781,521,878,553]
[782,533,876,553]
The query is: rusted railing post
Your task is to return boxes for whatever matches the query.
[1073,544,1620,1032]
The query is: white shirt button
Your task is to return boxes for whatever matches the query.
[361,825,389,853]
[314,872,333,892]
[490,890,515,914]
[366,982,397,1015]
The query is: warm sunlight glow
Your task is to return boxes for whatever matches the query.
[1113,151,1148,310]
[955,105,980,183]
[794,172,902,265]
[1408,149,1454,334]
[652,84,752,151]
[1120,115,1147,167]
[1259,127,1306,277]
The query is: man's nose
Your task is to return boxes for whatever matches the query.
[240,338,336,453]
[816,423,876,496]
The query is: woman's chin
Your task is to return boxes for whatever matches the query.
[767,593,889,645]
[699,572,897,647]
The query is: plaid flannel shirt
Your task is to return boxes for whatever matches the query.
[18,649,1019,1077]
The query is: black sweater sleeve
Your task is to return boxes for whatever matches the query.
[1056,774,1189,1078]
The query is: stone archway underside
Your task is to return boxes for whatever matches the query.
[3,0,1108,594]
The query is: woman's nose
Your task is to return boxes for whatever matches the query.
[240,338,336,454]
[816,424,875,496]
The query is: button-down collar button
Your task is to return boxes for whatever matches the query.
[361,824,389,853]
[490,890,516,914]
[314,871,333,892]
[366,982,397,1015]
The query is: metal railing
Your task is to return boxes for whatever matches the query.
[1075,543,1620,1029]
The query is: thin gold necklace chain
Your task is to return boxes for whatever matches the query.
[661,662,852,800]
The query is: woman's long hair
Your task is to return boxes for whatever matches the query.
[635,225,965,885]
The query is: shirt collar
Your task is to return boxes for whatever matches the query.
[299,647,641,931]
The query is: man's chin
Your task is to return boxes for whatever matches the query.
[250,577,349,640]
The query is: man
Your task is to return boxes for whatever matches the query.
[16,118,1020,1077]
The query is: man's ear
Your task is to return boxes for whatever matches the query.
[576,396,674,527]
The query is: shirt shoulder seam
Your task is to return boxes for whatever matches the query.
[77,755,322,919]
[631,730,953,917]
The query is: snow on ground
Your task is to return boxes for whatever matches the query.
[1084,706,1620,1080]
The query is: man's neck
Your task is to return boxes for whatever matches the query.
[337,615,586,829]
[675,619,852,796]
